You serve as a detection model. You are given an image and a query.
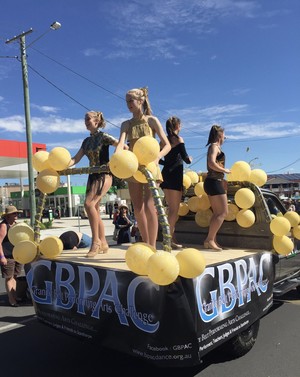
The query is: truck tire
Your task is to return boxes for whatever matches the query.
[222,320,260,358]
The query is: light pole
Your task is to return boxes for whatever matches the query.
[5,22,61,226]
[249,157,259,168]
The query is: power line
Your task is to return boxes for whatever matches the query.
[31,47,125,101]
[267,157,300,174]
[24,59,121,130]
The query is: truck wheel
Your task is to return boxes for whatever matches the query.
[296,285,300,296]
[222,320,260,358]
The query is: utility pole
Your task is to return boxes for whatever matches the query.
[6,29,36,226]
[5,22,61,227]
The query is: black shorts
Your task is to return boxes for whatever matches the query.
[204,178,225,196]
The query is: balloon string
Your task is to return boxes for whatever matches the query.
[138,166,171,252]
[34,191,47,256]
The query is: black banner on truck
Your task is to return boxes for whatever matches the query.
[25,251,274,367]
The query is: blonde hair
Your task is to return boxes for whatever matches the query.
[126,87,152,115]
[86,111,106,129]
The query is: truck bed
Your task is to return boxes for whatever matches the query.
[50,243,263,270]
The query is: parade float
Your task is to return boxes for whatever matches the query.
[9,142,300,367]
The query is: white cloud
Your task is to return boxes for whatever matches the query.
[31,104,60,113]
[99,0,261,60]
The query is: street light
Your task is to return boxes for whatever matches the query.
[249,157,259,168]
[5,22,61,226]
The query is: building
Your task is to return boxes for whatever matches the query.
[264,174,300,200]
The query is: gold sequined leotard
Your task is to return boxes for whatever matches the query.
[126,117,162,182]
[126,117,153,150]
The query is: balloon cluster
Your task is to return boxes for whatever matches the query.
[179,162,266,229]
[125,242,206,285]
[228,161,268,186]
[109,136,161,181]
[11,146,72,264]
[8,223,63,264]
[33,147,71,194]
[109,138,207,285]
[270,211,300,255]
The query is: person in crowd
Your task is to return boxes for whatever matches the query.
[116,204,133,244]
[59,230,92,250]
[69,111,121,258]
[112,208,120,241]
[160,116,192,249]
[0,205,23,307]
[287,200,296,212]
[115,87,171,247]
[131,219,141,243]
[55,205,61,219]
[108,202,113,219]
[203,125,231,251]
[267,198,279,216]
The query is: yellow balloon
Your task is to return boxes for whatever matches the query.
[8,223,34,246]
[235,188,255,209]
[178,202,189,216]
[195,209,212,228]
[109,150,139,179]
[39,236,63,258]
[36,168,60,194]
[292,225,300,240]
[236,209,255,228]
[185,171,199,185]
[249,169,267,187]
[183,174,192,190]
[147,251,179,286]
[273,235,294,255]
[198,194,211,210]
[225,203,240,221]
[125,243,156,275]
[13,240,38,264]
[270,216,291,236]
[133,162,157,183]
[32,151,50,172]
[194,182,205,197]
[176,248,206,278]
[230,161,251,181]
[284,211,300,227]
[187,196,202,212]
[132,136,160,165]
[48,147,71,171]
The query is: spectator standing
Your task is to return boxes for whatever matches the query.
[0,205,23,307]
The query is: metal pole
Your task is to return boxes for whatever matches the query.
[20,35,36,226]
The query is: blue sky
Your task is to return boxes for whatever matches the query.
[0,0,299,186]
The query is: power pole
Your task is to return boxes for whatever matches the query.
[6,29,36,226]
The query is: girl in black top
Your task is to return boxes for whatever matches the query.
[203,125,231,251]
[160,116,192,249]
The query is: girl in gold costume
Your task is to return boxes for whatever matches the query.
[116,88,170,247]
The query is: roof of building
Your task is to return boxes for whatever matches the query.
[266,173,300,184]
[0,139,46,179]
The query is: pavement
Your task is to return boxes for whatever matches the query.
[40,214,115,241]
[0,214,116,312]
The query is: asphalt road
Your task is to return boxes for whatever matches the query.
[0,276,299,377]
[1,218,299,376]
